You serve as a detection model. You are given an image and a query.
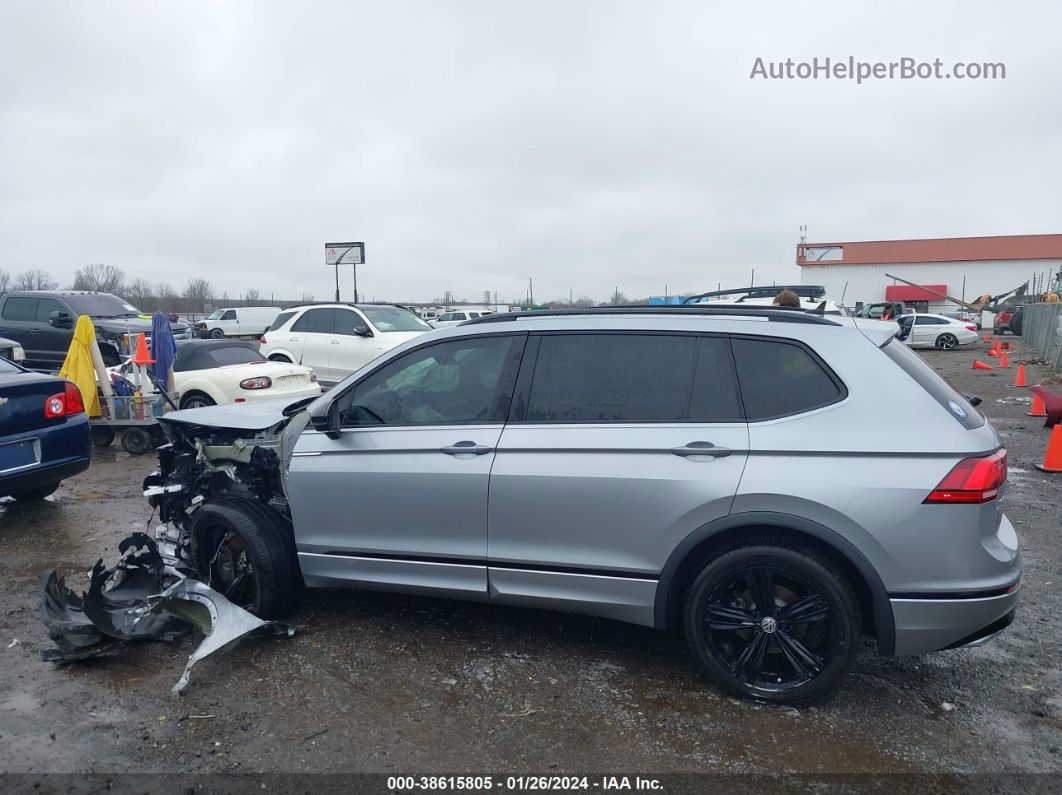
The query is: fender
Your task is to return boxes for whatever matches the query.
[653,511,896,655]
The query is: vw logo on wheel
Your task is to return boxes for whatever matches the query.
[759,616,779,634]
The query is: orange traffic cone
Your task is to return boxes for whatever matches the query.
[972,360,993,370]
[131,333,155,365]
[983,333,991,343]
[1001,341,1013,350]
[1008,364,1029,387]
[999,351,1010,368]
[987,347,1000,358]
[994,337,1002,351]
[1028,391,1047,417]
[1035,425,1062,473]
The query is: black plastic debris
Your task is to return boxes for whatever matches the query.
[38,533,294,694]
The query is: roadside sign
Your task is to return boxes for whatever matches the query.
[325,242,365,266]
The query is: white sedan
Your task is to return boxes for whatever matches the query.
[113,340,321,409]
[896,313,980,350]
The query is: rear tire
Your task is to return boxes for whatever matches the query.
[683,543,860,706]
[91,426,115,447]
[935,333,958,350]
[9,481,60,501]
[190,498,300,618]
[120,426,152,455]
[1010,309,1024,336]
[180,393,216,410]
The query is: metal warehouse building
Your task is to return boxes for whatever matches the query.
[797,233,1062,312]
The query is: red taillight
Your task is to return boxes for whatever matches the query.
[44,382,85,418]
[260,335,268,344]
[965,323,977,331]
[924,449,1007,504]
[239,376,272,390]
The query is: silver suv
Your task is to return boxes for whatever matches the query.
[147,306,1020,704]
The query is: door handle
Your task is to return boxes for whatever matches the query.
[441,441,493,456]
[290,336,300,342]
[27,328,39,334]
[671,441,732,458]
[330,339,340,345]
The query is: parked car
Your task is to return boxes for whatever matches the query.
[111,340,321,410]
[194,307,282,339]
[0,291,192,370]
[259,304,431,384]
[853,301,914,320]
[147,305,1019,705]
[0,336,26,364]
[943,310,980,329]
[896,313,979,350]
[432,310,493,328]
[0,356,91,501]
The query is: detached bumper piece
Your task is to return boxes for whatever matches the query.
[38,532,294,695]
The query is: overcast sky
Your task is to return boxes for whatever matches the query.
[1,1,1059,304]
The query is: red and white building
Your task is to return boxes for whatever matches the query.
[797,234,1062,312]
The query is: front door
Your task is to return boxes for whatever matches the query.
[288,332,526,599]
[486,332,749,626]
[330,307,381,379]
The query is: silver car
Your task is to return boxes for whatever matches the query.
[147,306,1020,704]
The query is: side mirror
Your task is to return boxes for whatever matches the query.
[353,325,372,337]
[49,310,73,328]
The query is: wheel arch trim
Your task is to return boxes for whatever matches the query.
[653,511,895,655]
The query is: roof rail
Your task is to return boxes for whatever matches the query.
[681,285,827,304]
[459,305,840,326]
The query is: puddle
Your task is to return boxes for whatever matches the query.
[0,692,41,714]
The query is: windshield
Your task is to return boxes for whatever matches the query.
[206,309,226,320]
[0,357,21,374]
[64,293,142,318]
[360,306,431,332]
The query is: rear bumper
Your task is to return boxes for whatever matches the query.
[890,586,1019,655]
[0,415,91,497]
[0,454,90,496]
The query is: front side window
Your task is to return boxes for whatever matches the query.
[731,337,845,421]
[524,333,728,423]
[334,308,369,336]
[221,310,237,321]
[292,308,335,334]
[437,313,456,322]
[35,298,65,322]
[338,335,523,426]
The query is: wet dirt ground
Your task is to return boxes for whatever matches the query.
[1,339,1060,788]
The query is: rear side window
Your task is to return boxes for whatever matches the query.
[882,339,985,429]
[292,308,334,334]
[732,337,845,421]
[524,333,740,423]
[269,311,295,331]
[2,297,37,321]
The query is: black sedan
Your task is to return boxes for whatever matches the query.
[0,357,91,501]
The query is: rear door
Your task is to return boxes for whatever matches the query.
[913,315,945,346]
[0,297,43,367]
[291,308,335,380]
[486,332,749,626]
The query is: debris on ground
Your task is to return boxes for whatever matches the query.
[37,532,294,694]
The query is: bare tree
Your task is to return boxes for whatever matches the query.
[573,295,595,307]
[155,282,179,313]
[13,269,58,290]
[72,263,126,294]
[601,289,628,305]
[183,278,214,313]
[244,288,262,306]
[0,269,11,296]
[126,277,155,309]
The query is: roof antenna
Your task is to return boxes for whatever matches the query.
[809,300,827,316]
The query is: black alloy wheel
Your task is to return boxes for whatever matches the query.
[935,333,958,350]
[684,544,860,705]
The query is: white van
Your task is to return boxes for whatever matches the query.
[195,307,282,339]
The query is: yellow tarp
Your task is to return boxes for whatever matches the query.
[58,315,102,417]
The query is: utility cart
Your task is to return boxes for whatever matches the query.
[90,388,180,455]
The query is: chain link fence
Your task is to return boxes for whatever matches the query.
[1020,303,1062,374]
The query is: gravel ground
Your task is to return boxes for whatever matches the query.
[0,338,1059,789]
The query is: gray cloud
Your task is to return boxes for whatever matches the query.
[1,0,1059,304]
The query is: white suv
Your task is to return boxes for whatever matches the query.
[260,304,431,384]
[433,309,492,328]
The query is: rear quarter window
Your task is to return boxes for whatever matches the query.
[731,336,846,421]
[881,339,985,429]
[269,311,296,331]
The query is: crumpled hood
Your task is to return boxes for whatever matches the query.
[159,397,309,431]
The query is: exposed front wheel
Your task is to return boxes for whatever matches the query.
[210,328,225,339]
[683,544,860,705]
[189,498,300,618]
[935,333,958,350]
